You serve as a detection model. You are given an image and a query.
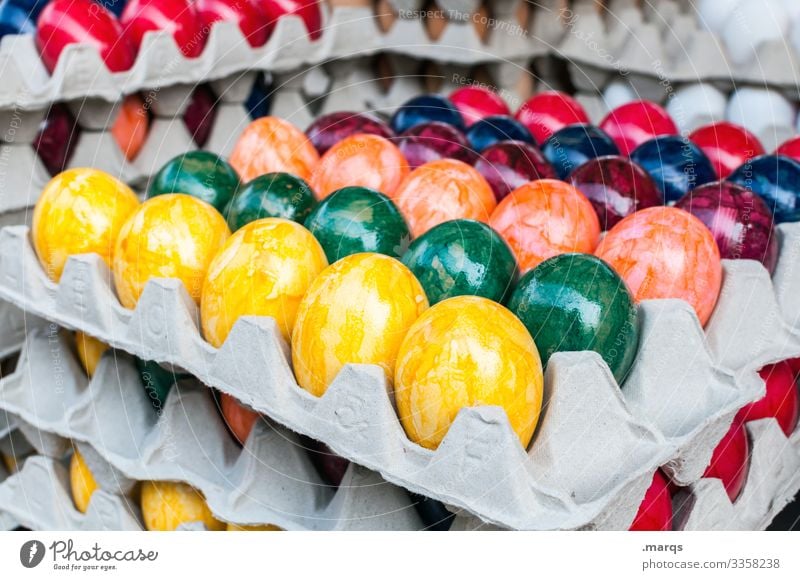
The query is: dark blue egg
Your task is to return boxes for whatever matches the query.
[390,94,464,134]
[245,73,271,120]
[465,115,534,152]
[542,124,619,180]
[630,135,717,204]
[0,0,34,39]
[92,0,127,17]
[728,154,800,223]
[6,0,46,20]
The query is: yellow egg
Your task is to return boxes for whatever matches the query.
[70,450,98,514]
[113,194,231,309]
[201,218,328,347]
[226,523,282,531]
[140,481,225,531]
[395,296,544,450]
[292,253,428,397]
[1,452,17,474]
[75,331,110,378]
[32,168,140,282]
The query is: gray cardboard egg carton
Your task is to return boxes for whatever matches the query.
[3,225,800,529]
[0,324,424,531]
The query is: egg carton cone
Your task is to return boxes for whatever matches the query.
[0,299,26,360]
[0,434,18,530]
[0,324,424,531]
[0,144,51,215]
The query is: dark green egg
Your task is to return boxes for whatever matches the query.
[304,186,410,263]
[225,172,318,231]
[507,253,639,384]
[135,358,188,412]
[147,151,240,213]
[401,219,517,305]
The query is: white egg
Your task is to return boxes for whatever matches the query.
[665,83,727,134]
[697,0,743,35]
[727,87,796,136]
[602,81,637,111]
[720,0,789,66]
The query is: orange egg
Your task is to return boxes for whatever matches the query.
[392,159,496,237]
[229,116,319,182]
[220,393,262,445]
[489,179,600,271]
[309,134,409,199]
[112,94,149,161]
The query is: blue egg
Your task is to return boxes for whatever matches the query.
[0,0,34,39]
[630,135,717,204]
[728,154,800,223]
[6,0,45,20]
[542,124,619,180]
[390,94,464,134]
[92,0,127,17]
[465,115,533,152]
[245,73,271,120]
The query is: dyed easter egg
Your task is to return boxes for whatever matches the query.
[542,124,619,180]
[195,0,268,48]
[32,168,140,282]
[736,361,799,437]
[301,436,350,487]
[703,421,749,502]
[113,194,230,308]
[141,481,225,531]
[70,450,98,514]
[569,155,662,231]
[111,93,149,161]
[410,493,454,531]
[121,0,206,58]
[508,253,639,383]
[229,116,319,182]
[183,84,217,148]
[489,179,600,272]
[392,159,496,237]
[136,358,187,411]
[515,91,590,144]
[600,101,678,156]
[148,151,240,213]
[728,155,800,223]
[689,122,764,178]
[32,103,78,176]
[201,218,327,345]
[306,111,394,155]
[395,121,475,168]
[93,0,127,17]
[775,135,800,162]
[674,181,777,273]
[401,219,517,305]
[260,0,322,39]
[449,86,511,126]
[225,172,316,231]
[595,206,722,326]
[291,253,428,397]
[220,393,262,445]
[395,295,543,450]
[309,134,409,199]
[473,140,556,202]
[227,523,282,531]
[304,186,410,263]
[0,1,34,40]
[245,73,270,120]
[630,136,717,203]
[390,94,465,134]
[465,115,534,152]
[629,471,672,531]
[75,331,109,378]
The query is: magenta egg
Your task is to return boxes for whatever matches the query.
[306,111,394,155]
[449,86,511,126]
[473,140,555,202]
[395,121,475,168]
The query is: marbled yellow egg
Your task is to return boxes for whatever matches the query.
[226,523,282,531]
[140,481,225,531]
[32,168,139,282]
[113,194,230,309]
[201,218,327,347]
[395,295,544,450]
[70,449,98,514]
[292,253,428,397]
[75,331,110,378]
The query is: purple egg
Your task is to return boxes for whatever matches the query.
[473,140,556,202]
[306,111,394,155]
[569,155,662,231]
[32,103,79,176]
[675,181,778,274]
[395,121,475,168]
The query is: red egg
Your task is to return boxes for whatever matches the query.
[449,86,511,127]
[515,91,589,145]
[629,471,672,531]
[32,104,79,175]
[301,436,349,488]
[195,0,269,47]
[121,0,207,58]
[600,101,678,157]
[183,85,217,148]
[775,136,800,162]
[35,0,135,73]
[689,122,765,179]
[220,393,262,445]
[703,421,750,502]
[260,0,322,40]
[736,361,800,437]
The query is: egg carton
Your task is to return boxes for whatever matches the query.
[0,324,424,531]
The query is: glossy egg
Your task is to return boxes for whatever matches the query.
[291,253,428,397]
[629,471,672,531]
[728,154,800,223]
[111,93,150,161]
[141,481,225,531]
[595,206,722,326]
[392,159,496,237]
[473,140,556,202]
[390,94,465,134]
[220,392,263,445]
[489,179,600,272]
[689,122,765,178]
[508,253,639,384]
[599,100,678,156]
[183,85,217,148]
[775,135,800,162]
[305,111,394,155]
[229,116,319,182]
[465,115,534,152]
[630,136,717,203]
[449,86,511,126]
[304,186,410,263]
[75,331,109,378]
[515,91,590,144]
[225,172,316,231]
[309,134,409,199]
[0,1,35,39]
[120,0,206,58]
[148,151,240,214]
[195,0,268,48]
[703,420,750,502]
[395,121,475,168]
[70,450,98,514]
[542,124,619,180]
[395,295,543,450]
[136,358,186,411]
[32,103,79,176]
[736,361,799,437]
[113,194,230,308]
[569,155,662,231]
[401,219,517,305]
[32,168,140,282]
[674,181,777,274]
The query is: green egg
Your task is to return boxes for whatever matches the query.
[135,358,188,412]
[225,172,318,231]
[147,151,240,213]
